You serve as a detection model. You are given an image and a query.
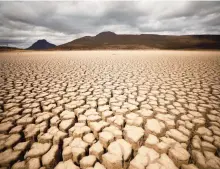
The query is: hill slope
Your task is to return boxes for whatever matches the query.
[56,31,220,50]
[0,46,23,52]
[27,39,56,50]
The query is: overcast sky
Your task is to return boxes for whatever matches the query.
[0,1,220,48]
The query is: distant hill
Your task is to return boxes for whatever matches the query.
[27,39,56,50]
[0,46,23,52]
[56,31,220,50]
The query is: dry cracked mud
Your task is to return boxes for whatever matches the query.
[0,50,220,169]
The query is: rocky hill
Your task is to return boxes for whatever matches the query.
[56,31,220,50]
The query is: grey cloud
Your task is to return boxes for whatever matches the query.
[0,39,26,45]
[160,2,220,19]
[0,1,219,48]
[93,2,147,27]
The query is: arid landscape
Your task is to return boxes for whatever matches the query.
[0,50,220,169]
[1,1,220,169]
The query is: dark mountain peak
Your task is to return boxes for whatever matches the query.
[95,31,117,37]
[27,39,56,50]
[37,39,47,43]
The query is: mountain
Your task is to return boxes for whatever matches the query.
[27,39,56,50]
[56,32,220,50]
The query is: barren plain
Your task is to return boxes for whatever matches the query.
[0,50,220,169]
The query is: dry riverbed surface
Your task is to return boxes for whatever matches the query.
[0,50,220,169]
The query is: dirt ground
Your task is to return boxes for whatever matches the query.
[0,50,220,169]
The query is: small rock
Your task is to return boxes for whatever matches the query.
[102,153,122,169]
[99,131,114,148]
[42,145,59,168]
[145,119,165,136]
[89,141,104,161]
[168,143,190,167]
[27,157,41,169]
[124,125,144,150]
[80,155,96,169]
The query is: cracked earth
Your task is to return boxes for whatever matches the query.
[0,50,220,169]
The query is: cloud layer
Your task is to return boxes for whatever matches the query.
[0,1,220,48]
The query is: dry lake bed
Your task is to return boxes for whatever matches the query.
[0,50,220,169]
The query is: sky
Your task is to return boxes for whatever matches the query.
[0,1,220,48]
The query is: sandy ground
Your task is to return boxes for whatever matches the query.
[0,50,220,169]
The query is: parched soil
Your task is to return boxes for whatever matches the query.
[0,50,220,169]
